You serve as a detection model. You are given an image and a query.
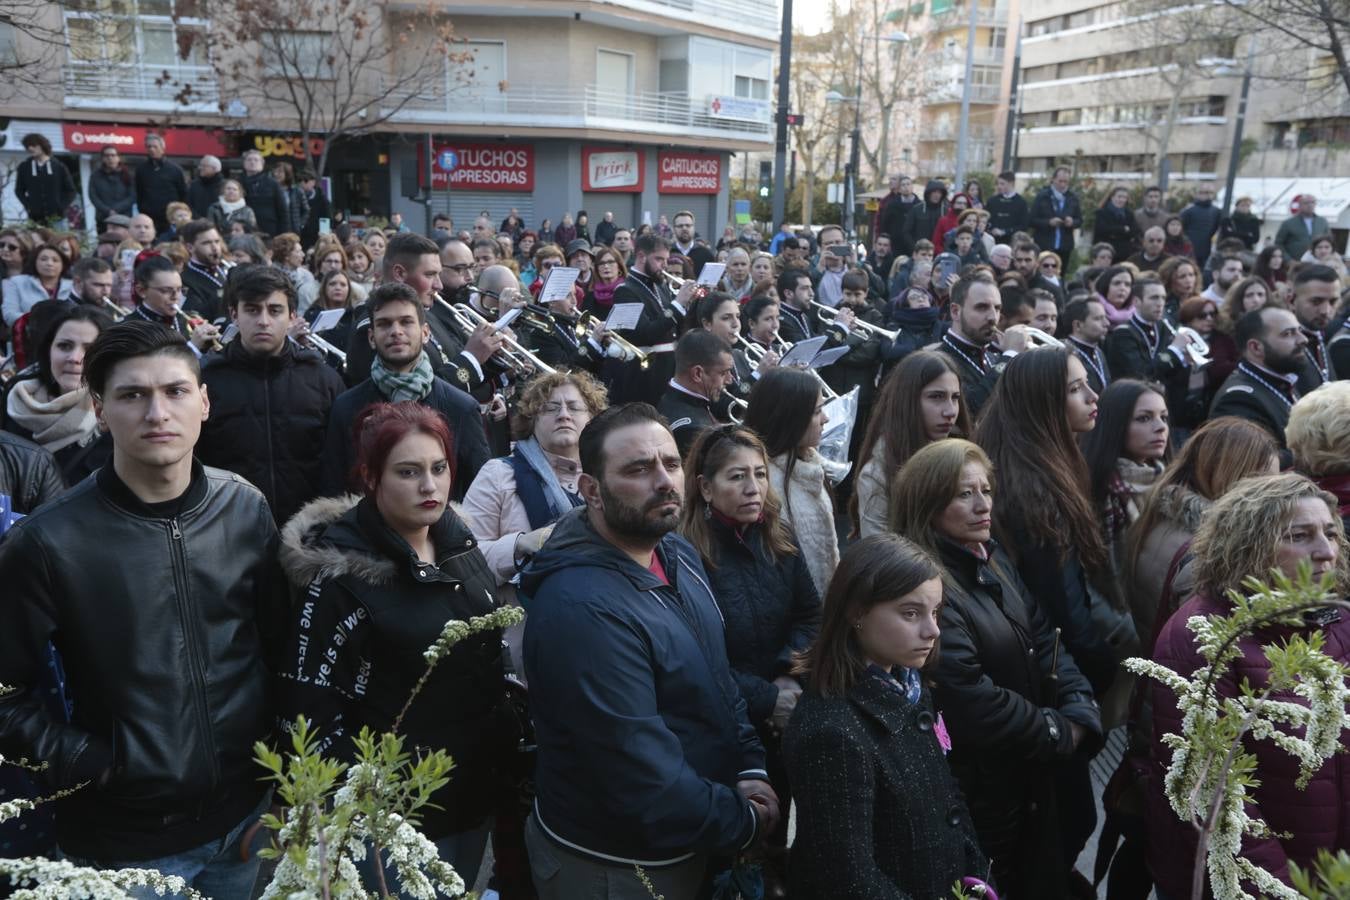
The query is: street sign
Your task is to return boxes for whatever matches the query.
[734,199,751,225]
[437,149,459,171]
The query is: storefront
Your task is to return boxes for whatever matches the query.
[239,132,388,217]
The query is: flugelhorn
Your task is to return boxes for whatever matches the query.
[301,330,347,366]
[811,302,900,341]
[1176,326,1211,369]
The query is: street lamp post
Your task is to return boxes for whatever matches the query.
[1220,39,1258,218]
[953,0,980,188]
[827,31,908,243]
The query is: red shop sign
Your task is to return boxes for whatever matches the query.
[62,123,226,157]
[582,146,644,193]
[418,142,534,192]
[658,151,721,194]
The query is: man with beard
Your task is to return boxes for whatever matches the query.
[69,257,116,311]
[519,403,778,898]
[1199,253,1245,306]
[1211,306,1309,453]
[179,220,230,322]
[1289,264,1339,393]
[1011,240,1065,307]
[934,270,1027,416]
[609,233,697,405]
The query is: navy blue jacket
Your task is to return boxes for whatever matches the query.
[519,508,766,866]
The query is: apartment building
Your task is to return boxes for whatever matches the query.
[0,0,779,234]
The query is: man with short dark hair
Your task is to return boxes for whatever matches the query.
[1127,227,1169,272]
[877,174,920,253]
[609,233,695,404]
[0,319,285,893]
[70,257,116,310]
[672,210,697,256]
[776,268,853,344]
[1011,240,1065,307]
[89,145,136,230]
[1199,254,1245,305]
[240,150,287,238]
[936,271,1025,415]
[986,171,1029,240]
[520,403,777,898]
[134,134,188,233]
[1290,263,1340,392]
[1211,306,1309,451]
[321,282,490,499]
[180,219,231,321]
[900,180,948,259]
[1064,297,1113,394]
[1134,186,1168,234]
[297,169,330,248]
[612,227,634,264]
[1105,276,1194,384]
[1029,166,1082,270]
[658,330,736,457]
[198,266,344,524]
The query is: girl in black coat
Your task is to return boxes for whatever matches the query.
[784,533,988,900]
[278,402,516,894]
[680,425,820,892]
[890,438,1104,899]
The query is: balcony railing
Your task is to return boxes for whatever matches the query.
[923,46,1006,68]
[382,82,774,142]
[923,82,1002,104]
[919,124,995,142]
[64,62,218,111]
[623,0,780,36]
[930,4,1007,27]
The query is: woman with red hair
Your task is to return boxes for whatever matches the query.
[279,401,516,893]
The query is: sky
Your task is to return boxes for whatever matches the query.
[796,0,841,35]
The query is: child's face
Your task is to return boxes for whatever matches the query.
[915,249,934,264]
[842,288,869,307]
[956,234,973,254]
[906,291,931,309]
[172,209,191,227]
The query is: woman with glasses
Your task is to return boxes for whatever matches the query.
[1037,250,1063,286]
[1180,295,1236,390]
[582,245,627,319]
[529,243,582,308]
[679,424,821,896]
[0,228,31,282]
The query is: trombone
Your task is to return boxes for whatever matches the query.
[810,301,900,341]
[575,312,650,369]
[438,295,556,376]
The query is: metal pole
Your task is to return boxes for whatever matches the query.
[1001,22,1022,173]
[845,48,864,239]
[772,0,793,231]
[1221,41,1257,218]
[953,0,979,187]
[424,132,435,235]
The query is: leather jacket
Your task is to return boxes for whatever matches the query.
[0,430,63,515]
[0,463,287,861]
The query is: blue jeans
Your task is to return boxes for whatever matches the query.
[355,821,491,898]
[65,792,271,900]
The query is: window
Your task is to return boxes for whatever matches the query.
[0,21,17,66]
[264,32,329,78]
[449,40,504,111]
[64,0,206,68]
[597,48,634,95]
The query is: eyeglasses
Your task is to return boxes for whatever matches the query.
[1197,310,1217,319]
[1041,261,1059,269]
[443,263,472,274]
[0,243,19,251]
[540,401,589,416]
[540,260,560,269]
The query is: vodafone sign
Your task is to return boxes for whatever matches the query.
[582,147,644,193]
[61,123,226,157]
[658,151,722,194]
[418,142,534,191]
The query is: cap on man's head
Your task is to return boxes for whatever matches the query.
[564,238,594,259]
[104,213,133,228]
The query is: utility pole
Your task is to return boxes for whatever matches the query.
[1001,23,1022,173]
[772,0,793,231]
[953,0,979,187]
[1221,39,1258,218]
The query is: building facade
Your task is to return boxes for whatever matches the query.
[1,0,779,238]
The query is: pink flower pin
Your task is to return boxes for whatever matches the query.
[935,712,952,754]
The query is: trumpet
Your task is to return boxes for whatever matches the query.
[1177,326,1211,369]
[102,298,129,321]
[576,312,650,369]
[439,296,556,376]
[172,304,223,353]
[1021,326,1064,349]
[737,334,839,400]
[302,330,348,365]
[811,302,900,341]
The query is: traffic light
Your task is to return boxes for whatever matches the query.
[758,160,772,199]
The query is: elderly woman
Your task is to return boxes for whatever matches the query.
[207,179,257,235]
[1288,382,1350,529]
[461,370,608,669]
[721,246,754,300]
[1147,473,1350,899]
[271,232,317,299]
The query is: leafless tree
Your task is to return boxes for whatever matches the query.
[1218,0,1350,102]
[789,13,851,225]
[0,0,67,102]
[850,0,930,186]
[181,0,471,176]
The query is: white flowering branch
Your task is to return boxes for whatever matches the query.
[0,857,206,899]
[1124,564,1350,900]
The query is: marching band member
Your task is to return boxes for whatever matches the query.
[609,233,700,405]
[657,330,736,459]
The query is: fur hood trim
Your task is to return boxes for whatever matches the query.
[1150,484,1210,533]
[280,494,474,588]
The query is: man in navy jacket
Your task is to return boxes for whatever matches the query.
[520,403,778,899]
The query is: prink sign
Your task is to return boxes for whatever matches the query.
[582,147,644,193]
[658,151,721,194]
[419,142,534,191]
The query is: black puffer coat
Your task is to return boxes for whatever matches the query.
[784,676,986,899]
[701,516,820,725]
[198,339,345,525]
[932,538,1102,899]
[278,495,516,837]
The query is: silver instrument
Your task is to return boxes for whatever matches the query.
[438,295,556,376]
[1021,326,1064,349]
[172,304,223,352]
[735,334,839,401]
[727,395,749,425]
[810,301,900,341]
[1177,326,1211,369]
[576,312,650,369]
[102,298,129,321]
[303,331,347,364]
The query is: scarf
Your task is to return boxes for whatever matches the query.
[589,278,621,310]
[216,196,247,215]
[514,437,578,522]
[1104,457,1163,543]
[6,381,99,452]
[370,350,436,403]
[890,304,939,333]
[867,664,952,753]
[1096,293,1135,326]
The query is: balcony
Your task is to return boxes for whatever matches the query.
[919,124,995,142]
[923,82,1002,104]
[621,0,779,36]
[382,82,774,145]
[930,4,1007,28]
[64,62,218,113]
[922,46,1006,68]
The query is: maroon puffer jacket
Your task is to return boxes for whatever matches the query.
[1147,592,1350,897]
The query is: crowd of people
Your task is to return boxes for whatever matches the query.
[1,136,1349,900]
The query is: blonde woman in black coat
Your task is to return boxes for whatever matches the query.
[784,534,988,900]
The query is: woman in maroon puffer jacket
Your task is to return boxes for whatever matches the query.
[1147,472,1350,899]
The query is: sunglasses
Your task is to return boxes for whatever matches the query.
[1041,261,1059,269]
[0,242,20,251]
[1197,310,1217,319]
[541,260,560,269]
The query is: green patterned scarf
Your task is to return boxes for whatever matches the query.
[371,350,436,403]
